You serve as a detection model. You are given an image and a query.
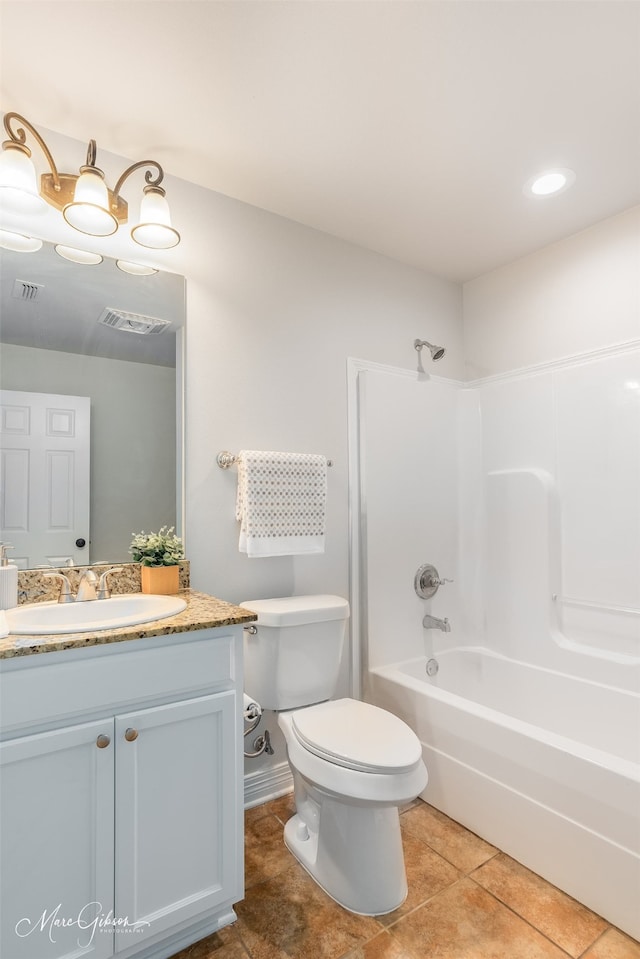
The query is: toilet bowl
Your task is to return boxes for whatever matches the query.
[278,698,428,914]
[240,595,428,915]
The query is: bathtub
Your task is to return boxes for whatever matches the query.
[368,647,640,940]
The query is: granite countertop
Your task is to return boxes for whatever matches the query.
[0,589,257,660]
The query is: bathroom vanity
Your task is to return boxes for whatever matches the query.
[0,589,256,959]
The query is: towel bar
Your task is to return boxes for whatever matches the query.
[217,450,333,469]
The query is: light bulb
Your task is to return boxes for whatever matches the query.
[131,187,180,249]
[0,229,43,252]
[55,245,103,265]
[63,166,118,236]
[0,144,47,214]
[524,168,576,198]
[116,260,159,276]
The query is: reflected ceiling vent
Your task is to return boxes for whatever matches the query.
[97,308,171,335]
[12,278,43,301]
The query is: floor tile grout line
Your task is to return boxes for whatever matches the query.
[398,818,614,954]
[399,823,501,876]
[465,873,600,959]
[234,922,255,959]
[379,925,425,959]
[382,873,469,930]
[575,927,631,959]
[377,871,601,959]
[243,798,632,959]
[467,856,616,954]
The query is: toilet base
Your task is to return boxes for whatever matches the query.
[283,799,408,916]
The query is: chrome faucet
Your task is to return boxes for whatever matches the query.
[44,566,124,603]
[75,569,99,602]
[422,613,451,632]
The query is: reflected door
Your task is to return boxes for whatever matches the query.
[0,389,90,568]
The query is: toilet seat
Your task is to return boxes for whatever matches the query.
[291,698,423,774]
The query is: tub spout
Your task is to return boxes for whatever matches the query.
[423,614,451,632]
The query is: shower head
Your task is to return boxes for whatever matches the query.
[414,339,446,361]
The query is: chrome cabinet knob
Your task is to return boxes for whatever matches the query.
[96,734,111,749]
[124,727,139,742]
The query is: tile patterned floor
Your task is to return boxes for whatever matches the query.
[170,796,640,959]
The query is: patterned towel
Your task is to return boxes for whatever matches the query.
[235,450,327,557]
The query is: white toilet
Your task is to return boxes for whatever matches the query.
[240,594,428,915]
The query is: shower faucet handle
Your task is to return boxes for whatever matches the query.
[414,564,454,599]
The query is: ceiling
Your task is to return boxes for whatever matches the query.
[0,241,185,365]
[1,1,639,282]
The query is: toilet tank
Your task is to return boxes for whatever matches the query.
[240,595,350,710]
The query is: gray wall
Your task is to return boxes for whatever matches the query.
[463,205,640,378]
[1,343,176,564]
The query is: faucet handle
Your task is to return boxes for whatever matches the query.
[97,566,124,600]
[43,572,74,604]
[414,564,454,599]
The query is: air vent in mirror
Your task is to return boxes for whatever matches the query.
[12,279,43,301]
[97,308,171,335]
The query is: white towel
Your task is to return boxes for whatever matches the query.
[235,450,327,557]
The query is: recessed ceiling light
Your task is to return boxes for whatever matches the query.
[54,245,103,265]
[116,260,159,276]
[0,229,43,252]
[524,168,576,198]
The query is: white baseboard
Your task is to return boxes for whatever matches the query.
[244,760,293,809]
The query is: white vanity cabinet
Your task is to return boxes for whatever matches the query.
[1,716,116,959]
[0,627,244,959]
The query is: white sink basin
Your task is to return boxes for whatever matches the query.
[7,593,187,635]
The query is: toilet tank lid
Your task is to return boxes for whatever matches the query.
[239,594,349,627]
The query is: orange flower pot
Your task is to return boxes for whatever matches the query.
[140,565,180,595]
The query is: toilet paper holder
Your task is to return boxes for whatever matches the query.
[243,692,261,723]
[243,692,274,758]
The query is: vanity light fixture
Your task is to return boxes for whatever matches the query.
[0,112,181,249]
[0,229,42,252]
[524,168,576,198]
[54,245,103,265]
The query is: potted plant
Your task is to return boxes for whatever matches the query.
[129,526,185,594]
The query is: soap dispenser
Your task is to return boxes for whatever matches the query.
[0,544,18,610]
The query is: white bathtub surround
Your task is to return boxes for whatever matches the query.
[349,343,640,939]
[471,342,640,667]
[369,652,640,941]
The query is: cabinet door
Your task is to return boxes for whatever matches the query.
[114,692,239,951]
[0,720,115,959]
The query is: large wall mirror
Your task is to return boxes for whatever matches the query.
[0,241,185,569]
